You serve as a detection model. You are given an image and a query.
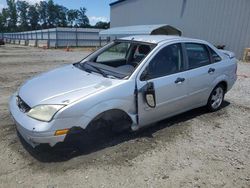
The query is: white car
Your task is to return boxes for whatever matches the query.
[9,35,237,147]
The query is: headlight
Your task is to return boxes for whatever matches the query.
[27,105,65,122]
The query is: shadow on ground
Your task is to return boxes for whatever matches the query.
[19,101,230,163]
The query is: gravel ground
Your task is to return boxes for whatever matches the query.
[0,45,249,188]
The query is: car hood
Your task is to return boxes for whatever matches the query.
[18,64,120,107]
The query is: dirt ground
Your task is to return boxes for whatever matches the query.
[0,45,249,188]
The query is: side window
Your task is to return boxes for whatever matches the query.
[132,45,152,63]
[145,43,184,79]
[185,43,211,69]
[208,47,222,63]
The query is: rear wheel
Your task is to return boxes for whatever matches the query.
[207,84,225,112]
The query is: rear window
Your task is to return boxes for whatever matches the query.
[185,43,211,69]
[208,47,222,63]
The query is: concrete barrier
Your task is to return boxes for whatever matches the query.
[20,40,26,45]
[15,40,20,44]
[28,40,37,47]
[38,40,48,48]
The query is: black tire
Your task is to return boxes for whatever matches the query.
[207,84,225,112]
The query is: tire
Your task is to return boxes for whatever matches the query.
[207,84,225,112]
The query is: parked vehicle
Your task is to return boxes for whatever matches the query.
[0,39,5,45]
[9,35,237,147]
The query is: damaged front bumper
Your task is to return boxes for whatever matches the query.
[9,94,66,147]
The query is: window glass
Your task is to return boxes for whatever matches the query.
[132,45,152,63]
[185,43,210,69]
[79,41,155,79]
[208,47,222,63]
[146,43,184,79]
[96,43,130,62]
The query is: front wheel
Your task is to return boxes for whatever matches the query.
[207,84,225,112]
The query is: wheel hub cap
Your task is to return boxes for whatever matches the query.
[211,87,223,109]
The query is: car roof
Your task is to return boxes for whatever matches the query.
[120,35,204,44]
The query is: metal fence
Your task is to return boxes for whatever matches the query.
[2,27,109,48]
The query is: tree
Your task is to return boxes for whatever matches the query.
[67,9,79,27]
[95,21,110,29]
[1,0,91,31]
[78,7,89,27]
[55,5,68,27]
[0,13,5,32]
[0,8,9,32]
[28,4,39,30]
[47,0,57,27]
[6,0,17,31]
[38,1,48,29]
[17,1,29,31]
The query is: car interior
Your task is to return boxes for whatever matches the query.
[91,42,154,77]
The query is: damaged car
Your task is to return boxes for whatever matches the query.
[9,35,237,147]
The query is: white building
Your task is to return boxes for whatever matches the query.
[109,0,250,59]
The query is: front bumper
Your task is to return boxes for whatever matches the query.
[9,94,66,147]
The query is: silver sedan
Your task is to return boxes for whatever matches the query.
[9,35,237,147]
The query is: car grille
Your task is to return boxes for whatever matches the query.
[16,96,31,113]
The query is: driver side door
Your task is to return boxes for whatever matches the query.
[137,43,189,126]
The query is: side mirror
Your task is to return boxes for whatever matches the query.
[144,82,156,108]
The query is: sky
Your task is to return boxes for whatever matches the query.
[0,0,115,25]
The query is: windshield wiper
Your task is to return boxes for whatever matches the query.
[84,62,108,78]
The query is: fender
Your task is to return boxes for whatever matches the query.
[82,99,137,129]
[209,74,228,93]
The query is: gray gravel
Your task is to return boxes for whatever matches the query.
[0,45,250,188]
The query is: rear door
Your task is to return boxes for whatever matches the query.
[184,43,219,106]
[137,43,189,126]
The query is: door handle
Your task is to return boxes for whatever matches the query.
[175,77,185,84]
[208,68,215,74]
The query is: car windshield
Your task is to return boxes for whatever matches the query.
[76,41,156,79]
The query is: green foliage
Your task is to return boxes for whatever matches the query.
[28,4,39,30]
[78,7,90,27]
[0,0,108,32]
[47,0,57,27]
[95,21,110,29]
[67,9,79,27]
[17,1,29,30]
[38,1,48,28]
[0,8,9,32]
[55,5,68,27]
[6,0,17,31]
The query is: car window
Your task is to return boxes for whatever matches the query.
[79,41,155,79]
[208,47,222,63]
[144,43,184,79]
[185,43,211,69]
[132,45,151,62]
[96,43,130,62]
